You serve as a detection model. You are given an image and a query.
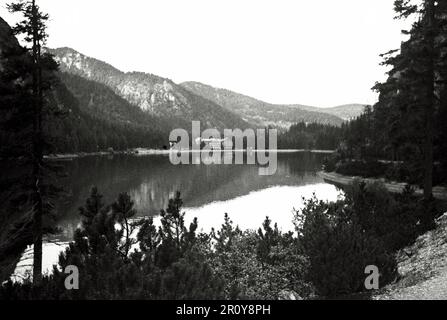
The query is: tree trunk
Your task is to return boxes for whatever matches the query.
[31,0,43,285]
[424,0,436,201]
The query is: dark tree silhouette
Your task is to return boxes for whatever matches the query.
[7,0,59,284]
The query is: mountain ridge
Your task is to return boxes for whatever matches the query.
[49,47,250,131]
[180,81,365,128]
[297,103,367,120]
[50,47,364,130]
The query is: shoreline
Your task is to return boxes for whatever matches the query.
[44,149,335,160]
[318,171,447,201]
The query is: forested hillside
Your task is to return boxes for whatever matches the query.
[1,17,169,154]
[49,47,250,131]
[48,77,167,153]
[181,81,346,128]
[298,104,366,121]
[278,122,344,150]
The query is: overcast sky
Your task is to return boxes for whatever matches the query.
[0,0,411,107]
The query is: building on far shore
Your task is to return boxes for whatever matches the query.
[194,137,232,150]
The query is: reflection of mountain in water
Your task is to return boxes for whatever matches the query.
[182,154,324,208]
[53,152,327,241]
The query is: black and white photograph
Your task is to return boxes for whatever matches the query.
[0,0,447,308]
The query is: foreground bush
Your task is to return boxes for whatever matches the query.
[1,182,439,300]
[295,194,396,298]
[208,215,311,299]
[295,180,439,298]
[1,188,310,300]
[1,189,224,300]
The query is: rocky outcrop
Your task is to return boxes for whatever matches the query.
[375,213,447,300]
[278,290,303,300]
[49,47,249,130]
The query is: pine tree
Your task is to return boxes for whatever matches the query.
[404,0,440,199]
[437,0,447,183]
[372,0,442,195]
[111,192,139,258]
[256,217,281,265]
[7,0,59,284]
[423,0,436,200]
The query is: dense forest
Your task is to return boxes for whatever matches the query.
[0,49,169,156]
[324,0,447,189]
[48,73,168,153]
[278,122,344,150]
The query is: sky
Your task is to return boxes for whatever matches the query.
[0,0,411,107]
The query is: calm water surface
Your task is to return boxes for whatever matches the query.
[14,152,341,278]
[55,152,340,236]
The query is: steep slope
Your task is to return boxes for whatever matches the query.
[58,72,169,135]
[1,17,167,153]
[180,81,346,128]
[49,47,249,130]
[49,74,167,152]
[375,213,447,300]
[0,17,20,71]
[0,16,25,283]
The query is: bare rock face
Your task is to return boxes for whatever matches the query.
[48,47,250,130]
[435,212,447,224]
[278,290,303,300]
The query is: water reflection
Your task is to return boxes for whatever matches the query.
[14,152,341,279]
[53,152,337,241]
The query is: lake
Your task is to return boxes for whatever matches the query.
[14,151,342,279]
